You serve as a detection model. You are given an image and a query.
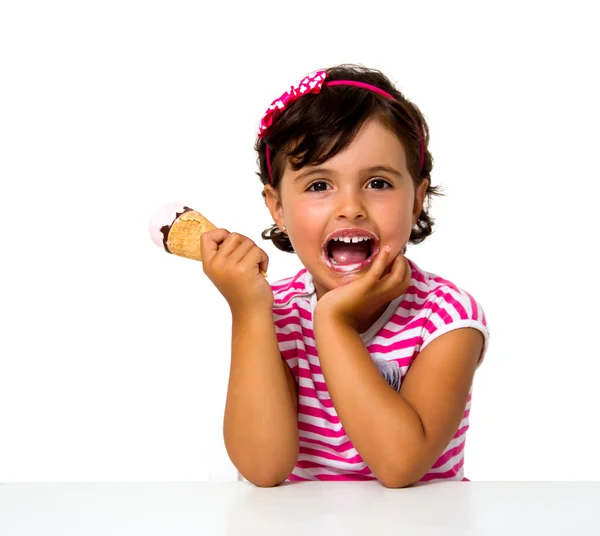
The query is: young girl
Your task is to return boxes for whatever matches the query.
[200,64,489,488]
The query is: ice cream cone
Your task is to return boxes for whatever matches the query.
[148,202,267,277]
[166,208,216,261]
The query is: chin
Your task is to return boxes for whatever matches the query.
[308,256,371,297]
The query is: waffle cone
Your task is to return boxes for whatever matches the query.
[166,210,217,261]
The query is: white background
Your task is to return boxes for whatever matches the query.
[1,0,598,482]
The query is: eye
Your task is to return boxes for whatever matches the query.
[307,181,330,192]
[367,178,392,189]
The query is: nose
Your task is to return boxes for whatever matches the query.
[335,187,367,221]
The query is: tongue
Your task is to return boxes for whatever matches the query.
[329,241,370,265]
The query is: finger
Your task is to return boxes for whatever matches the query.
[366,245,392,284]
[379,252,409,292]
[258,249,269,276]
[242,245,270,276]
[215,232,249,260]
[227,236,256,265]
[200,228,230,265]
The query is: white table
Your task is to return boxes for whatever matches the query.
[1,481,599,535]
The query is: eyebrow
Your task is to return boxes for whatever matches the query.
[293,165,404,183]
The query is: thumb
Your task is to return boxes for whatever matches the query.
[200,228,230,264]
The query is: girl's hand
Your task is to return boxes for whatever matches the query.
[200,229,273,314]
[314,246,410,329]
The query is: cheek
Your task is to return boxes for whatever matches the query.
[287,199,328,232]
[373,196,413,225]
[296,198,328,216]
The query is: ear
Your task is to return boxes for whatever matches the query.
[263,184,285,231]
[412,179,429,226]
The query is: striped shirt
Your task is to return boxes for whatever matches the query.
[271,257,489,483]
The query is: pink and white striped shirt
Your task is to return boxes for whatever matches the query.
[271,258,489,483]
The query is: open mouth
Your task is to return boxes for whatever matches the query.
[321,229,380,274]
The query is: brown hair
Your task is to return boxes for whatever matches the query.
[256,63,443,253]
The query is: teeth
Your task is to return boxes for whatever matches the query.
[332,236,371,243]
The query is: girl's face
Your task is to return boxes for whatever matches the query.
[264,118,428,299]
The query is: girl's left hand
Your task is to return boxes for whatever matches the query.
[314,246,411,329]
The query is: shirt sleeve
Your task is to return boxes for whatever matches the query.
[420,285,490,366]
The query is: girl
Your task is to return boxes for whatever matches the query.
[200,64,489,487]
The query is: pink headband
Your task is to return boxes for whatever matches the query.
[257,70,425,182]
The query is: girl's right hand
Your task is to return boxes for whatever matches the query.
[200,229,273,314]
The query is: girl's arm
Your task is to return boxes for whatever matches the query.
[313,313,483,488]
[199,229,298,487]
[223,308,299,487]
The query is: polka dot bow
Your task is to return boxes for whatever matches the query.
[257,71,328,138]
